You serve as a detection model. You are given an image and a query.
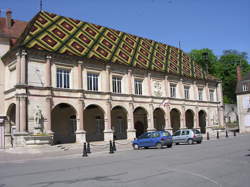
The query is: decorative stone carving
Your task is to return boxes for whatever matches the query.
[153,81,162,97]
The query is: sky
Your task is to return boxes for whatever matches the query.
[1,0,249,60]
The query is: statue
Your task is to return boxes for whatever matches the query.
[34,105,42,133]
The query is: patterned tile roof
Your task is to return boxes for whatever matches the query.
[14,11,217,80]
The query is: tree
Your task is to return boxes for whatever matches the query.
[189,48,218,74]
[217,50,250,103]
[189,49,250,104]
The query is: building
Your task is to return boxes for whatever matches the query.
[224,104,238,128]
[0,11,224,147]
[236,66,250,133]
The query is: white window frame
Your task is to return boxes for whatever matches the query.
[112,76,122,93]
[184,86,190,100]
[56,68,70,88]
[135,79,143,95]
[87,73,99,91]
[198,88,203,101]
[243,84,248,92]
[209,89,214,102]
[170,84,176,98]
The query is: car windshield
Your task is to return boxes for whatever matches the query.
[162,131,170,136]
[138,133,150,139]
[173,131,181,136]
[193,129,201,134]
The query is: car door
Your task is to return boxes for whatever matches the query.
[181,130,190,142]
[173,130,181,143]
[137,133,151,147]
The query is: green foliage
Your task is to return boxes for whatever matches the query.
[189,49,250,104]
[189,48,218,74]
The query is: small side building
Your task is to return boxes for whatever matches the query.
[236,66,250,133]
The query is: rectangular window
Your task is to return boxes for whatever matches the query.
[56,68,70,88]
[112,76,122,93]
[170,84,176,98]
[87,73,99,91]
[243,84,248,92]
[198,88,203,101]
[209,90,214,101]
[135,79,143,95]
[184,86,190,99]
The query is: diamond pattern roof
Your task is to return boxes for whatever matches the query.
[15,11,216,80]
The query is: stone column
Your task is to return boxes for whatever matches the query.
[216,81,223,103]
[179,79,184,99]
[15,96,20,132]
[164,76,169,97]
[193,81,198,100]
[205,83,210,101]
[128,69,132,95]
[181,106,186,129]
[44,97,53,134]
[16,52,21,85]
[195,106,199,129]
[147,72,152,96]
[127,102,136,140]
[19,96,27,133]
[20,50,27,84]
[207,107,211,127]
[106,65,111,93]
[78,62,83,89]
[147,104,155,131]
[104,100,113,141]
[45,56,52,87]
[75,99,86,143]
[164,104,172,133]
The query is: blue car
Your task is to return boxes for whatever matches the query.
[132,131,173,149]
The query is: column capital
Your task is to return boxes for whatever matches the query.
[128,68,132,74]
[106,64,111,71]
[165,75,168,80]
[21,50,27,56]
[78,60,83,65]
[46,55,52,60]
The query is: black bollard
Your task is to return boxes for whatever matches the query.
[207,132,210,140]
[109,140,114,154]
[217,131,219,139]
[113,140,116,152]
[226,131,228,138]
[234,131,236,136]
[87,142,91,153]
[82,142,88,157]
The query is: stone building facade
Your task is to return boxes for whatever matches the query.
[0,11,224,147]
[236,66,250,133]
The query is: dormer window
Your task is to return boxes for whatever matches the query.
[243,84,248,92]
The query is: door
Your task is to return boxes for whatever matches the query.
[137,133,151,147]
[173,130,181,143]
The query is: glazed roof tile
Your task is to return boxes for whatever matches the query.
[11,11,218,81]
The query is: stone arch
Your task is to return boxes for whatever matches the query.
[185,109,194,129]
[170,108,181,133]
[51,103,77,144]
[199,110,207,134]
[153,107,165,130]
[84,104,105,142]
[111,106,128,140]
[134,107,148,137]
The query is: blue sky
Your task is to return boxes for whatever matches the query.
[1,0,249,60]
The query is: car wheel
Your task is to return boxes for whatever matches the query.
[175,143,179,145]
[133,144,139,150]
[155,143,162,149]
[187,139,193,145]
[167,143,172,148]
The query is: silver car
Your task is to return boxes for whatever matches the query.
[172,129,203,145]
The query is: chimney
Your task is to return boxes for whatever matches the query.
[6,8,12,28]
[236,65,242,81]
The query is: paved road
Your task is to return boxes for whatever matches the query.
[0,135,250,187]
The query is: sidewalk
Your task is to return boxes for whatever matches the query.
[0,132,244,163]
[0,140,132,163]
